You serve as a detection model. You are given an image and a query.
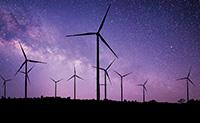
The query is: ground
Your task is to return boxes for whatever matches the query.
[0,97,199,119]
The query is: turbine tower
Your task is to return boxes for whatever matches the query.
[50,78,63,98]
[66,4,118,101]
[137,80,148,102]
[0,75,11,98]
[177,66,195,102]
[115,71,132,101]
[15,42,46,98]
[68,66,83,100]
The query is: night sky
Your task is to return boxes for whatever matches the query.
[0,0,200,102]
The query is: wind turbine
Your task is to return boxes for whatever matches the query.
[15,42,46,98]
[93,59,115,100]
[177,67,195,102]
[50,78,63,98]
[0,75,11,98]
[66,4,118,101]
[114,71,132,101]
[137,80,148,102]
[67,66,83,100]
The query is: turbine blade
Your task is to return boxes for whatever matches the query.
[114,71,122,77]
[0,75,5,81]
[57,79,63,83]
[28,67,34,73]
[144,86,147,91]
[67,75,74,81]
[187,66,192,78]
[98,4,111,33]
[50,78,56,82]
[188,78,195,86]
[3,82,6,86]
[20,71,26,74]
[28,60,46,64]
[15,61,26,75]
[27,75,31,85]
[19,42,27,59]
[99,35,118,58]
[92,66,104,71]
[2,82,6,87]
[144,80,148,85]
[106,72,111,84]
[123,72,132,77]
[137,84,143,86]
[6,79,12,82]
[99,67,105,71]
[106,59,115,70]
[74,65,76,75]
[66,32,96,37]
[176,77,187,81]
[76,75,83,80]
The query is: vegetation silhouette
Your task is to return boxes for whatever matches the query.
[0,97,200,115]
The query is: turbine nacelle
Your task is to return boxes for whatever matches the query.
[50,78,63,83]
[137,80,148,91]
[114,71,132,78]
[68,66,83,81]
[177,66,195,86]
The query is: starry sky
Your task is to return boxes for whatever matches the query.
[0,0,200,102]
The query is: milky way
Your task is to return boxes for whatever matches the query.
[0,0,200,102]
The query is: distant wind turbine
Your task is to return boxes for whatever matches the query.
[177,66,195,102]
[137,80,148,102]
[0,75,11,98]
[66,4,118,101]
[15,42,46,98]
[67,66,83,100]
[114,71,132,101]
[50,78,63,98]
[93,59,115,100]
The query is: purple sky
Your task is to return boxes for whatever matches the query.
[0,0,200,102]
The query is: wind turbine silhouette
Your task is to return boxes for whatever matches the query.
[137,80,148,102]
[0,75,11,98]
[177,66,195,102]
[50,78,63,98]
[114,71,132,101]
[15,42,46,98]
[66,4,118,101]
[93,59,115,100]
[67,66,83,100]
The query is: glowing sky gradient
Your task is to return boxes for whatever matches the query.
[0,0,200,102]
